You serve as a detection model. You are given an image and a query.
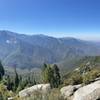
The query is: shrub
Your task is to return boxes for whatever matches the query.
[0,83,14,100]
[83,69,100,85]
[63,71,83,86]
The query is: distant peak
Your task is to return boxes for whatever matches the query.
[33,34,46,37]
[32,34,55,39]
[0,30,13,34]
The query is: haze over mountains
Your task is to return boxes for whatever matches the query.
[0,30,100,69]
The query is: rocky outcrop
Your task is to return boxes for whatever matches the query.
[8,97,14,100]
[19,84,51,98]
[60,79,100,100]
[73,80,100,100]
[60,84,82,100]
[18,78,100,100]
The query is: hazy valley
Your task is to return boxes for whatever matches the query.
[0,30,100,100]
[0,30,100,70]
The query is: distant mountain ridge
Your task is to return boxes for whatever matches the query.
[0,30,100,69]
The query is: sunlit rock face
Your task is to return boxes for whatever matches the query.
[19,84,51,98]
[60,84,82,100]
[73,80,100,100]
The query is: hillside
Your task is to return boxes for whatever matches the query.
[63,56,100,81]
[4,56,100,100]
[0,30,100,69]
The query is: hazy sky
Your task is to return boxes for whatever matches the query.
[0,0,100,40]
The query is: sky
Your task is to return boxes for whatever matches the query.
[0,0,100,40]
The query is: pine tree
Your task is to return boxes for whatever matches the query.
[42,63,48,83]
[46,65,54,88]
[42,64,61,88]
[52,64,61,88]
[6,75,14,90]
[42,64,54,88]
[14,67,19,91]
[33,78,36,85]
[17,76,24,92]
[0,61,5,80]
[42,63,47,71]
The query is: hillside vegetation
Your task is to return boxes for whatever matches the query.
[0,56,99,100]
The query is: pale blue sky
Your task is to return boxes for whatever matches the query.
[0,0,100,40]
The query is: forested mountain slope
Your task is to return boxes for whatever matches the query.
[0,30,100,69]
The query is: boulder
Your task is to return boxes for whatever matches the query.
[95,77,100,81]
[8,97,15,100]
[60,84,82,99]
[19,84,51,98]
[73,80,100,100]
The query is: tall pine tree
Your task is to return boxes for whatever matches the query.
[42,64,61,88]
[14,67,19,91]
[52,64,61,88]
[0,61,5,80]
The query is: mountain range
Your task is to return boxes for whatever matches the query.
[0,30,100,69]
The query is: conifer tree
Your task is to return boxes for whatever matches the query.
[14,67,19,91]
[0,61,5,80]
[6,75,14,91]
[42,64,61,88]
[42,63,48,83]
[52,64,61,88]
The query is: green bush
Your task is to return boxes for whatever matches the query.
[83,69,100,85]
[63,71,83,86]
[0,83,14,100]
